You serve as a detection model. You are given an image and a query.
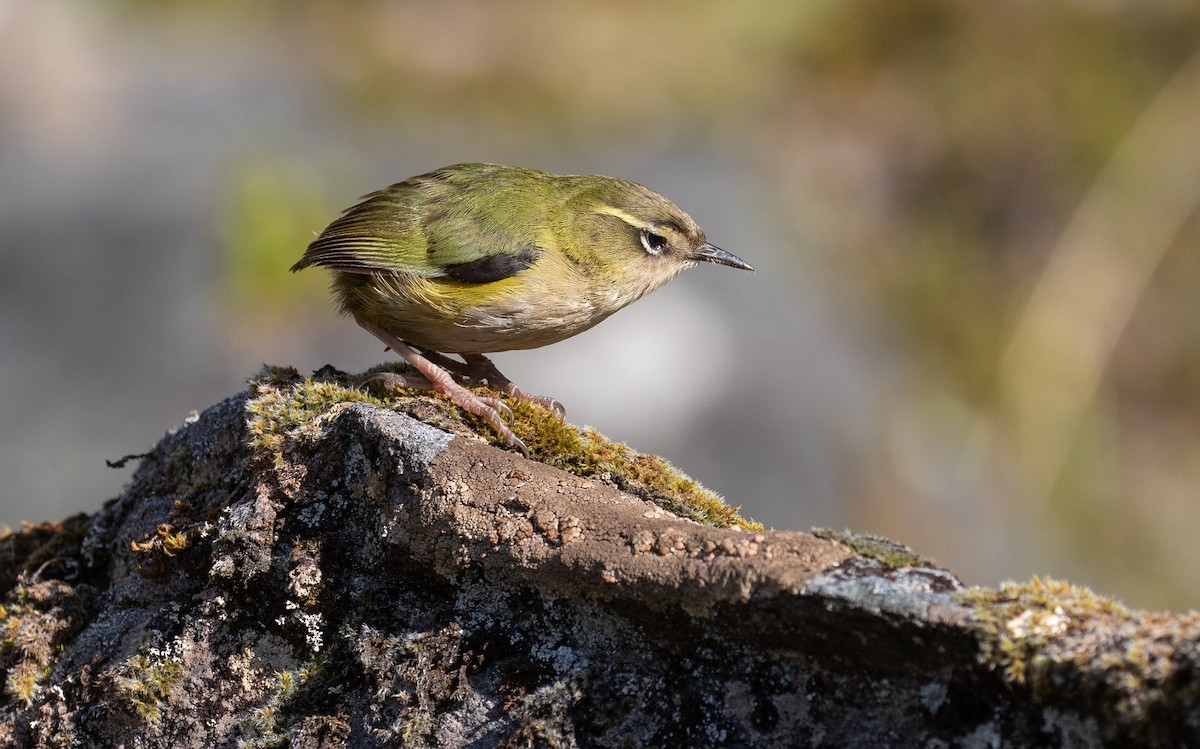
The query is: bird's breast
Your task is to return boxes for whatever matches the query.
[337,268,638,355]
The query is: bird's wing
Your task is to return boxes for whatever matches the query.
[292,173,546,285]
[291,183,437,276]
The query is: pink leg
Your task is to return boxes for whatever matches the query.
[437,353,565,417]
[411,350,565,417]
[354,315,528,455]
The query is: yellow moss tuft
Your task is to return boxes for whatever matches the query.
[129,522,196,578]
[5,661,50,706]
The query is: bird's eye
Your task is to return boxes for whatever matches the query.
[640,229,668,255]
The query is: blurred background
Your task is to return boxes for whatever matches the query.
[2,0,1199,610]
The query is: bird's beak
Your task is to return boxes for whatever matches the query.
[690,243,754,271]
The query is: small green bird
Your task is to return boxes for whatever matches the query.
[292,163,753,453]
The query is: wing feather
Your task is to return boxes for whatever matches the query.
[292,166,548,284]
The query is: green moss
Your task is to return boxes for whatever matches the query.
[0,592,63,705]
[237,661,321,749]
[4,660,50,706]
[109,636,185,723]
[508,679,583,747]
[163,448,191,485]
[504,399,760,529]
[959,577,1131,688]
[955,576,1200,742]
[247,366,760,530]
[811,528,934,568]
[246,366,394,455]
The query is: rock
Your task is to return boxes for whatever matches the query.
[0,366,1196,748]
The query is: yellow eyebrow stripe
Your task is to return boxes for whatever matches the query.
[594,205,652,230]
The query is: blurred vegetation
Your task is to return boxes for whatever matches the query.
[99,0,1200,606]
[218,158,337,318]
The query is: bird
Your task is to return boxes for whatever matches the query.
[292,163,753,453]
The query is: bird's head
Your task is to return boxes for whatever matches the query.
[567,176,753,296]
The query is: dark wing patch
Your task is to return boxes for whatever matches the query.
[443,246,541,284]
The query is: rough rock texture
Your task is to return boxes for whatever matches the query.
[0,368,1197,748]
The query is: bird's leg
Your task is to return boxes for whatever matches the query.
[409,349,565,417]
[460,354,566,417]
[353,315,527,454]
[357,335,513,421]
[414,350,477,377]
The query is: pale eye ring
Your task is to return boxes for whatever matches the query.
[640,229,668,255]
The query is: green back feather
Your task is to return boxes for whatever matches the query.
[293,164,563,281]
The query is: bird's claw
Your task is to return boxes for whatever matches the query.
[526,394,565,417]
[477,408,528,456]
[498,386,565,418]
[477,396,514,420]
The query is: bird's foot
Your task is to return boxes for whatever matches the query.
[358,371,511,417]
[439,384,525,454]
[360,371,524,454]
[449,353,566,417]
[354,318,528,454]
[500,388,565,417]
